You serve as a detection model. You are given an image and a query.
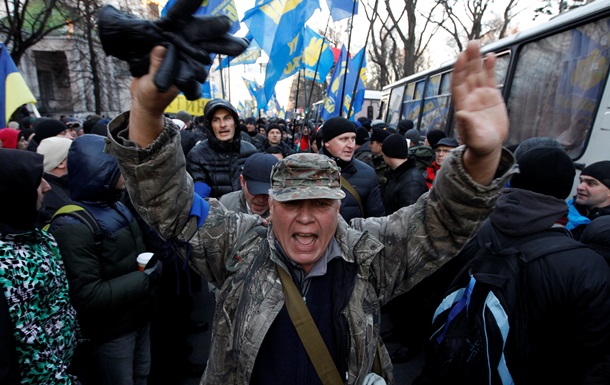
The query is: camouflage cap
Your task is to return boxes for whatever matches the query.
[270,153,346,202]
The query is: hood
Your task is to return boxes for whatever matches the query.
[489,188,568,238]
[0,149,43,230]
[204,99,241,152]
[68,134,122,203]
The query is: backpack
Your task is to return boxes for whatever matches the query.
[43,204,103,251]
[421,221,587,385]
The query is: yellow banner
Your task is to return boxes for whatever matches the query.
[164,95,210,117]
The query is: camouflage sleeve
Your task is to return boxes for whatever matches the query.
[105,112,262,287]
[351,145,515,304]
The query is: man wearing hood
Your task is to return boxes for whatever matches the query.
[186,99,257,199]
[48,134,160,385]
[0,148,79,384]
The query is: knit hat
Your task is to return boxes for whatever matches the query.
[370,128,391,143]
[434,137,458,148]
[396,119,414,135]
[37,137,73,173]
[321,117,356,142]
[511,147,575,200]
[355,127,369,145]
[270,153,346,201]
[266,123,282,136]
[581,161,610,190]
[0,128,19,149]
[404,128,421,146]
[33,118,66,141]
[426,129,446,147]
[382,134,409,159]
[242,153,279,195]
[176,110,192,124]
[514,137,562,160]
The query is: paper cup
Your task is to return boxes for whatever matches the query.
[137,252,154,271]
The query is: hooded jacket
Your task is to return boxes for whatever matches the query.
[0,149,78,384]
[383,158,428,214]
[488,189,610,384]
[105,115,515,385]
[186,99,257,198]
[48,135,152,342]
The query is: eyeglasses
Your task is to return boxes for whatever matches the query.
[435,149,452,155]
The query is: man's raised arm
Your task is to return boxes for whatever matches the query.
[452,41,508,185]
[128,46,180,148]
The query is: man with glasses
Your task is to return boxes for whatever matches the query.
[426,137,459,189]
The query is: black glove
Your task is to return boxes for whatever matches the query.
[97,0,249,100]
[143,259,163,282]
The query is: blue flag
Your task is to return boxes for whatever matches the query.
[162,0,240,33]
[243,77,267,109]
[325,0,358,22]
[347,47,366,120]
[321,45,348,120]
[0,43,36,125]
[214,37,261,71]
[301,27,334,83]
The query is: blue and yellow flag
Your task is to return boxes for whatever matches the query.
[321,45,348,120]
[243,77,267,109]
[214,34,261,71]
[347,47,366,120]
[326,0,358,22]
[0,43,36,125]
[321,45,366,121]
[301,27,334,83]
[243,0,319,104]
[162,0,240,33]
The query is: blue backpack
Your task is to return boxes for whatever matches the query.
[421,221,586,385]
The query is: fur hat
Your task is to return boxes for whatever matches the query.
[511,147,575,200]
[382,134,409,159]
[581,161,610,190]
[37,137,73,173]
[321,117,356,142]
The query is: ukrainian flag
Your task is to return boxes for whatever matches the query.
[0,43,36,125]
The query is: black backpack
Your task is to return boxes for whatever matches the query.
[420,221,587,385]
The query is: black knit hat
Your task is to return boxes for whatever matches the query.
[321,117,357,142]
[581,161,610,190]
[33,118,66,141]
[511,147,575,200]
[396,119,414,135]
[355,127,369,145]
[382,134,409,159]
[370,128,391,143]
[426,129,446,147]
[266,123,282,136]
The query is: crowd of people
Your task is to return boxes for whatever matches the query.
[1,41,610,385]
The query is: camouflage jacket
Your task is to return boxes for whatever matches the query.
[105,114,515,385]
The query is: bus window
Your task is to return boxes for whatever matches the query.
[420,72,453,135]
[387,85,405,127]
[402,80,425,127]
[506,18,610,158]
[494,52,510,88]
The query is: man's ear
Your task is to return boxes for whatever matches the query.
[57,159,67,169]
[239,174,246,189]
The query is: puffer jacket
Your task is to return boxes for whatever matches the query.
[48,134,153,342]
[106,115,515,385]
[186,99,257,198]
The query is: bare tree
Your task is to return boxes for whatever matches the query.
[534,0,596,17]
[364,0,441,88]
[0,0,76,64]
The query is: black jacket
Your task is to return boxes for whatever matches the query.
[186,99,256,198]
[48,134,153,342]
[383,158,428,215]
[36,172,71,229]
[489,189,610,384]
[322,149,385,222]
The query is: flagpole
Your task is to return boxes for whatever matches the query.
[227,63,231,101]
[306,14,332,121]
[294,70,301,119]
[339,0,359,117]
[347,0,379,119]
[219,55,226,99]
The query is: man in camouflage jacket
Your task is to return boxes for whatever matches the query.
[105,42,514,385]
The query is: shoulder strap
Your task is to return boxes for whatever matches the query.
[340,175,364,216]
[44,204,103,251]
[276,265,344,385]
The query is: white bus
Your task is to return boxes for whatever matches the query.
[310,89,383,123]
[380,0,610,171]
